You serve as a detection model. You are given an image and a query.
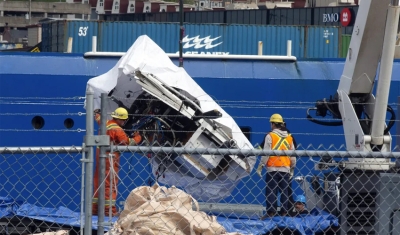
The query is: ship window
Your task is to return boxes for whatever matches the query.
[240,126,251,141]
[32,116,45,129]
[64,118,74,129]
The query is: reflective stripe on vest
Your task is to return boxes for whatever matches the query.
[92,197,116,206]
[106,123,120,130]
[96,123,121,149]
[266,132,293,167]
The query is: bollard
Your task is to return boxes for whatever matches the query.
[92,36,97,53]
[67,37,73,53]
[287,40,292,57]
[258,41,263,55]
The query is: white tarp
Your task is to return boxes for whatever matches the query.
[84,35,255,201]
[107,184,243,235]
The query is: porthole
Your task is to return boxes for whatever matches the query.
[31,116,45,129]
[64,118,74,129]
[240,126,251,141]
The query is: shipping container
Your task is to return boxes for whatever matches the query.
[185,11,225,24]
[42,21,339,58]
[340,34,351,58]
[145,12,180,23]
[305,26,340,58]
[99,22,179,52]
[42,20,99,53]
[182,23,225,54]
[104,13,145,22]
[41,20,56,52]
[268,8,313,25]
[97,22,307,57]
[101,6,358,31]
[263,25,305,57]
[313,6,358,34]
[225,9,268,25]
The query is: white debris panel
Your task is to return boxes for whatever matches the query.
[85,35,256,201]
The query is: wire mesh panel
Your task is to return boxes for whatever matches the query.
[79,83,400,235]
[0,147,84,235]
[92,129,400,235]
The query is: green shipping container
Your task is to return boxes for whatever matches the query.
[340,34,351,58]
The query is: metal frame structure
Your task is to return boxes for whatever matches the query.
[304,0,400,234]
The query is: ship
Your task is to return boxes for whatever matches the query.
[1,0,400,234]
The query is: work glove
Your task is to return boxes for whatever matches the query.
[256,163,264,177]
[131,131,142,144]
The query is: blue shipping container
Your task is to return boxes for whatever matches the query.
[99,22,179,52]
[306,26,340,58]
[264,25,305,57]
[42,20,58,52]
[42,20,98,53]
[41,21,340,58]
[98,22,308,57]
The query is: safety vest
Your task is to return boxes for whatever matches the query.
[266,132,293,168]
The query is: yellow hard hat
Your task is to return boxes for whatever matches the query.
[270,113,284,123]
[111,107,129,120]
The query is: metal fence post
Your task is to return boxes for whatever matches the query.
[80,143,86,235]
[97,93,108,235]
[84,88,94,235]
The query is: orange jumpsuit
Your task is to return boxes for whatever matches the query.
[92,113,141,216]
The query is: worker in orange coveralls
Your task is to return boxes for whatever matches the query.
[92,107,142,216]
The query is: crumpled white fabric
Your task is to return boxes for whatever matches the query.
[106,184,243,235]
[31,230,69,235]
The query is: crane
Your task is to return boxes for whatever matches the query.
[302,1,400,234]
[307,0,399,169]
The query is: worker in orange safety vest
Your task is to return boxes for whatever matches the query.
[256,113,296,218]
[92,107,142,216]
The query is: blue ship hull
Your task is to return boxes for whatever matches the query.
[1,52,399,213]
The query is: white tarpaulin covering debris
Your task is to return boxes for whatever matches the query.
[85,35,255,201]
[106,184,243,235]
[31,231,69,235]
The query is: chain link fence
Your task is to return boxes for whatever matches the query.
[0,91,95,235]
[94,144,399,235]
[0,147,84,235]
[90,92,400,235]
[2,145,399,235]
[1,91,400,235]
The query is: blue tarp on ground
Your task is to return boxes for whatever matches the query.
[1,196,338,235]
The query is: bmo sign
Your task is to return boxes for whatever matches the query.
[323,13,339,23]
[340,8,352,27]
[322,8,352,27]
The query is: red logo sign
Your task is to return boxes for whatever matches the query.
[340,8,352,27]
